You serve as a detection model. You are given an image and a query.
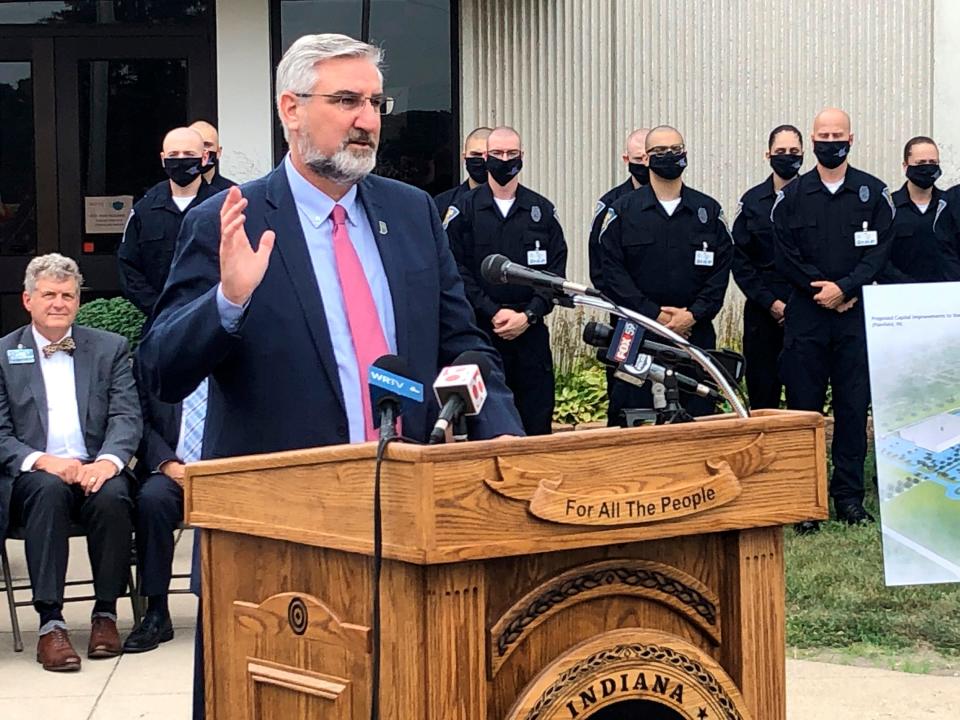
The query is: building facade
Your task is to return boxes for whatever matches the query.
[2,0,958,339]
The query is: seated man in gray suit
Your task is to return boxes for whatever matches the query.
[0,253,142,672]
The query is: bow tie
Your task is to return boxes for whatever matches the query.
[42,337,76,358]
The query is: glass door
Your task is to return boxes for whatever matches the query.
[54,36,214,295]
[0,37,57,328]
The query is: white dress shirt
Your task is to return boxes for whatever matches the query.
[21,325,124,474]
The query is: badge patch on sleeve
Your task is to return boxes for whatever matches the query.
[882,186,896,219]
[599,207,617,238]
[442,205,460,230]
[593,200,605,220]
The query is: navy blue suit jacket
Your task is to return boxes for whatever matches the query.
[137,165,523,459]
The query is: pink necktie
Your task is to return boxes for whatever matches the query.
[331,204,390,441]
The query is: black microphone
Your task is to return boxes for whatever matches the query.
[429,351,491,444]
[582,320,692,364]
[480,253,603,297]
[367,355,425,441]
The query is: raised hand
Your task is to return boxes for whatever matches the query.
[219,186,276,306]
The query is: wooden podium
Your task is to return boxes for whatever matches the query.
[186,409,826,720]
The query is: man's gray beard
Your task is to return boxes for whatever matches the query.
[299,136,377,185]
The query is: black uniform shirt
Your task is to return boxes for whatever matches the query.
[879,184,956,283]
[433,180,473,221]
[588,178,635,287]
[444,183,567,321]
[117,178,215,316]
[208,172,237,193]
[772,166,894,299]
[944,185,960,281]
[731,175,792,309]
[597,184,732,321]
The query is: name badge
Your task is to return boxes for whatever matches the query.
[527,240,548,266]
[694,242,714,267]
[854,221,878,247]
[7,347,35,365]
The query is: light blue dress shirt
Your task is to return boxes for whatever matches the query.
[217,155,397,443]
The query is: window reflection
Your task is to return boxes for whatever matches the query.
[0,62,37,256]
[0,1,209,24]
[276,0,457,195]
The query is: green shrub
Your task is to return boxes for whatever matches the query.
[553,358,608,425]
[74,297,146,348]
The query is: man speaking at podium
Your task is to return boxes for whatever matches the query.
[139,32,523,720]
[138,33,523,453]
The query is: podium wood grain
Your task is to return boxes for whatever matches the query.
[188,409,824,720]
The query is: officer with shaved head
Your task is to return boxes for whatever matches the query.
[444,125,567,435]
[597,124,732,425]
[433,126,493,220]
[189,119,237,193]
[772,107,894,531]
[117,126,215,317]
[588,127,650,287]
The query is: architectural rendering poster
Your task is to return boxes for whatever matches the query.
[864,283,960,586]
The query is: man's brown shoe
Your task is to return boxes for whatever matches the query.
[88,617,122,659]
[36,627,81,672]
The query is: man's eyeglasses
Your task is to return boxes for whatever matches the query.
[487,149,521,160]
[646,144,686,158]
[295,92,395,116]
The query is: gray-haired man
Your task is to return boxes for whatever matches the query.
[0,253,142,671]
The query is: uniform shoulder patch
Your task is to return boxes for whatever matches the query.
[599,207,618,239]
[442,205,460,230]
[733,200,743,222]
[593,199,606,220]
[882,186,896,219]
[934,198,948,230]
[121,207,135,239]
[770,190,785,223]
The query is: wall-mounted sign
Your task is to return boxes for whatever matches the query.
[84,195,133,234]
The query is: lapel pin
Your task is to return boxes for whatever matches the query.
[379,221,388,235]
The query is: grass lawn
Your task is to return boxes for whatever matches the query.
[785,447,960,672]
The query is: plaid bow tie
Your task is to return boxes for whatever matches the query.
[42,337,76,358]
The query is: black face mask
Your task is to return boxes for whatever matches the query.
[813,140,850,169]
[905,163,942,190]
[200,152,218,173]
[486,155,523,186]
[163,157,204,187]
[648,151,687,181]
[628,162,650,186]
[465,156,488,184]
[770,153,803,180]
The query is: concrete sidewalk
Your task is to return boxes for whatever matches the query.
[2,532,958,719]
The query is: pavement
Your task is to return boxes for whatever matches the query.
[1,532,958,719]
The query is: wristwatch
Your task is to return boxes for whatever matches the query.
[524,310,539,325]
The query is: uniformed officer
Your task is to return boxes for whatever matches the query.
[598,125,732,425]
[444,126,567,435]
[881,136,959,283]
[773,107,894,530]
[117,126,215,318]
[189,120,238,193]
[588,128,649,288]
[433,126,492,220]
[731,125,803,409]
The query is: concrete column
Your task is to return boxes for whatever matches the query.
[215,0,274,182]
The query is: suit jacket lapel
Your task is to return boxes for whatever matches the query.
[21,326,48,439]
[265,167,346,413]
[71,327,93,434]
[358,180,408,358]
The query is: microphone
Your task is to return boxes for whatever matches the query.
[428,351,491,444]
[589,320,719,400]
[480,253,603,298]
[583,319,692,364]
[367,355,425,441]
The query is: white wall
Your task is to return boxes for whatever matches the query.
[934,0,960,188]
[215,0,275,182]
[461,0,935,344]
